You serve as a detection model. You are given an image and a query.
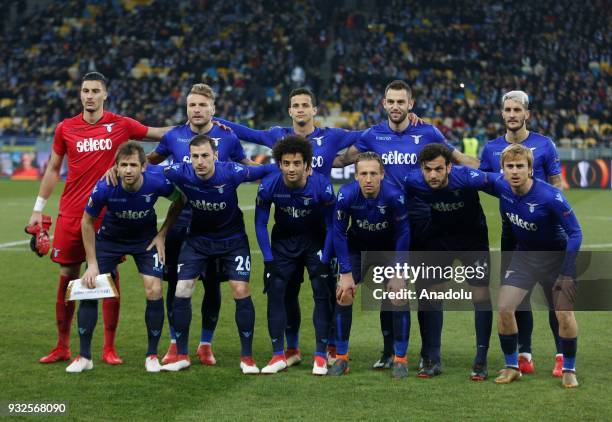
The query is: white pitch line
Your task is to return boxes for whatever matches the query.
[0,205,257,250]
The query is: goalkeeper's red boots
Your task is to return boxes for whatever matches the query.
[162,342,178,364]
[102,347,123,365]
[39,346,71,363]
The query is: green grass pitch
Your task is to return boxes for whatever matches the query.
[1,180,611,420]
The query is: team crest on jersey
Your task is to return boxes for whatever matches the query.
[87,197,94,207]
[211,138,221,147]
[377,205,387,215]
[142,193,154,203]
[313,136,324,146]
[411,135,422,144]
[336,210,346,220]
[526,203,538,213]
[325,185,333,195]
[301,196,312,206]
[214,184,226,194]
[233,164,244,172]
[398,195,405,204]
[337,192,344,202]
[102,123,115,133]
[555,193,563,202]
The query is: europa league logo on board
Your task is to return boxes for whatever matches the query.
[561,159,611,189]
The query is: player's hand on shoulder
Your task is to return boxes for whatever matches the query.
[212,120,232,132]
[82,265,99,289]
[408,112,424,126]
[102,166,119,186]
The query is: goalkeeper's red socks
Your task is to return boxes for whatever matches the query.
[102,272,122,364]
[40,275,74,363]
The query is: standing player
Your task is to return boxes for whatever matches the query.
[146,83,256,366]
[215,87,370,365]
[160,135,277,373]
[331,152,411,378]
[334,80,479,370]
[480,90,563,376]
[26,72,171,364]
[490,144,581,388]
[402,144,493,380]
[254,136,335,375]
[69,142,181,373]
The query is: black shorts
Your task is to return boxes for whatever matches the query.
[178,234,251,282]
[96,238,163,278]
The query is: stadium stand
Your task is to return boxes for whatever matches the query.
[0,0,609,148]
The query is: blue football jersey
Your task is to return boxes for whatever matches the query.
[255,172,336,262]
[333,179,410,274]
[155,123,246,164]
[215,117,362,179]
[490,177,582,274]
[479,132,561,180]
[164,161,276,240]
[401,166,490,236]
[86,168,176,242]
[353,121,455,187]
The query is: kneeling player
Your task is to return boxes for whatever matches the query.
[69,142,181,373]
[330,152,411,378]
[491,144,581,388]
[161,135,277,373]
[255,136,335,375]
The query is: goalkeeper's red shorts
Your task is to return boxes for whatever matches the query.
[51,214,102,265]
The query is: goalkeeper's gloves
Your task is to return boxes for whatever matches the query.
[25,215,52,257]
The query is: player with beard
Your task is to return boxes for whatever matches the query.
[334,80,479,372]
[401,144,492,379]
[254,136,336,375]
[214,87,396,366]
[26,72,171,365]
[160,135,277,373]
[480,90,563,376]
[144,83,256,366]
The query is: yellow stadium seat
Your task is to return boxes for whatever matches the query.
[0,117,12,129]
[0,98,15,108]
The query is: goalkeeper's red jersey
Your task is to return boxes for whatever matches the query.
[52,111,148,218]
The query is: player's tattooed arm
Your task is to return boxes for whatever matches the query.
[451,149,480,169]
[81,212,99,289]
[333,145,360,168]
[28,151,64,227]
[148,193,186,265]
[549,174,564,190]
